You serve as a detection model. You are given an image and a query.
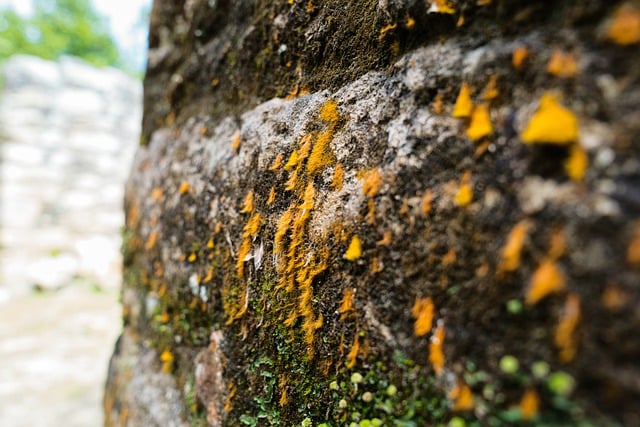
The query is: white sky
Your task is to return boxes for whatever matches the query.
[0,0,151,69]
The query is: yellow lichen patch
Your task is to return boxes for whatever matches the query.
[244,212,262,237]
[160,349,174,373]
[231,132,241,150]
[224,383,236,413]
[145,231,158,250]
[512,45,529,70]
[377,230,393,246]
[307,129,335,175]
[319,98,339,123]
[203,268,214,283]
[449,380,474,411]
[236,213,262,279]
[428,0,456,14]
[331,163,345,191]
[179,181,190,194]
[346,334,360,369]
[429,320,446,375]
[442,248,457,266]
[452,83,474,118]
[547,50,578,78]
[285,149,300,170]
[362,168,383,197]
[207,238,214,249]
[378,23,398,41]
[405,16,416,29]
[603,2,640,45]
[344,235,363,261]
[236,239,251,279]
[188,252,197,262]
[267,187,276,205]
[467,103,493,141]
[274,207,295,256]
[371,256,384,274]
[151,187,164,203]
[240,190,255,213]
[455,171,473,206]
[565,144,588,181]
[338,288,356,320]
[421,190,433,214]
[411,297,435,337]
[555,293,581,363]
[284,169,299,192]
[481,75,499,100]
[525,259,566,305]
[520,93,579,145]
[497,220,531,274]
[269,153,284,170]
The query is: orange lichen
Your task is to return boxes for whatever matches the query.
[188,252,197,262]
[362,168,383,197]
[481,75,499,100]
[442,248,457,266]
[207,238,214,249]
[203,268,214,283]
[421,190,433,214]
[224,383,236,413]
[432,93,444,114]
[371,256,383,274]
[240,190,255,213]
[151,187,164,203]
[521,93,579,145]
[278,376,289,406]
[269,153,284,170]
[231,132,241,150]
[244,212,262,237]
[267,187,276,205]
[602,284,627,310]
[285,149,300,170]
[627,222,640,265]
[512,45,529,69]
[179,181,190,194]
[449,380,474,411]
[344,236,363,261]
[565,144,588,181]
[497,220,531,274]
[466,103,493,141]
[365,198,376,225]
[406,16,416,29]
[160,349,174,373]
[555,293,581,362]
[346,334,360,369]
[338,288,356,320]
[331,163,345,191]
[145,231,158,250]
[519,388,540,420]
[428,0,456,14]
[412,297,435,337]
[455,171,473,206]
[548,228,566,260]
[236,213,262,279]
[547,50,578,78]
[452,83,474,118]
[603,2,640,45]
[284,169,299,192]
[377,230,393,246]
[525,259,566,305]
[274,207,295,256]
[429,320,446,375]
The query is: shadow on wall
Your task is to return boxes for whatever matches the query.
[0,54,141,302]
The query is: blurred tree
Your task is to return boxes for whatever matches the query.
[0,0,122,68]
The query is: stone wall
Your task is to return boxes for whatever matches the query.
[106,1,640,426]
[0,55,141,302]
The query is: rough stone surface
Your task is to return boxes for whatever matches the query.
[0,55,141,300]
[107,1,640,426]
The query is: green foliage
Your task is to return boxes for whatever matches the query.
[0,0,122,68]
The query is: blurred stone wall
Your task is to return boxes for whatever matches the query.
[0,55,141,302]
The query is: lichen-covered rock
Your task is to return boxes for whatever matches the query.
[106,1,640,426]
